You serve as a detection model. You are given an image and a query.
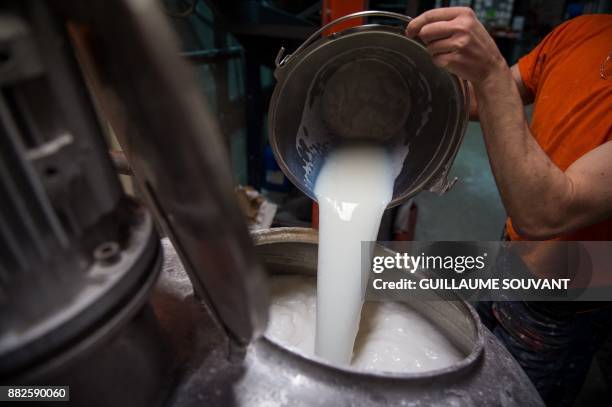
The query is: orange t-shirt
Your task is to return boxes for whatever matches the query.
[506,14,612,241]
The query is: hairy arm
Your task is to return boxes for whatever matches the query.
[468,65,532,120]
[407,7,612,239]
[475,67,612,239]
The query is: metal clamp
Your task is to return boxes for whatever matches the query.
[275,10,413,68]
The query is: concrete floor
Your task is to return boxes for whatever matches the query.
[412,121,506,241]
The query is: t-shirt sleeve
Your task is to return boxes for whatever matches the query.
[517,19,575,96]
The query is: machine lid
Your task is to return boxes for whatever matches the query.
[66,0,268,345]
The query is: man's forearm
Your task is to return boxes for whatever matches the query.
[469,65,534,121]
[467,81,479,121]
[474,66,573,239]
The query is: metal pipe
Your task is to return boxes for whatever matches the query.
[180,46,243,63]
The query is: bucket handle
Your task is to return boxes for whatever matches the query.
[275,10,413,68]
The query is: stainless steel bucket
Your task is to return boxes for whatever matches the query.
[268,11,470,207]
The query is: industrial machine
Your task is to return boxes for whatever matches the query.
[0,1,543,406]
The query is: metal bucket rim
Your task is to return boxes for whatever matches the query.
[253,227,485,380]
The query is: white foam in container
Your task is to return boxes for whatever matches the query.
[266,275,463,373]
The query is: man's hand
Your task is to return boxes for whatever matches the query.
[405,8,612,240]
[405,7,507,85]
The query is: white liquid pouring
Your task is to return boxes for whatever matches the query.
[266,275,462,373]
[313,145,394,365]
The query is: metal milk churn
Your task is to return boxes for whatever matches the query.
[165,227,543,406]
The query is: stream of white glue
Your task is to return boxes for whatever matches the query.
[264,144,463,371]
[313,145,394,365]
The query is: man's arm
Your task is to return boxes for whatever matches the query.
[406,7,612,239]
[468,65,533,120]
[474,67,612,239]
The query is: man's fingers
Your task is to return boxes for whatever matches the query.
[418,21,455,44]
[431,51,457,69]
[426,37,459,55]
[405,7,466,38]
